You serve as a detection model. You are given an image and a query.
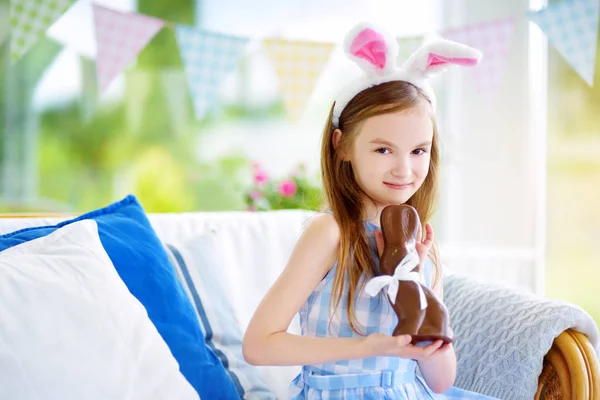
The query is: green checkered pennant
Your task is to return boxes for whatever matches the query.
[9,0,77,63]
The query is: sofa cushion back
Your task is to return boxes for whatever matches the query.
[147,210,315,332]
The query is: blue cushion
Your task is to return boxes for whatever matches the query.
[0,195,239,400]
[165,233,277,399]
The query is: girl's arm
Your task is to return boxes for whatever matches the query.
[243,214,442,366]
[417,276,457,393]
[242,213,373,366]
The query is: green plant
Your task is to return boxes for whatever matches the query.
[244,162,322,211]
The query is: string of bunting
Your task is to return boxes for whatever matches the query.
[5,0,600,121]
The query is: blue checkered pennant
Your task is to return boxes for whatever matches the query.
[529,0,600,86]
[175,26,249,119]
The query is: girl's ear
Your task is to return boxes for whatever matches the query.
[343,22,398,76]
[332,129,348,160]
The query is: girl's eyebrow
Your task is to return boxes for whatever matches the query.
[369,139,396,147]
[370,139,432,148]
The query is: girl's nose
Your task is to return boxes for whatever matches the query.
[391,156,411,177]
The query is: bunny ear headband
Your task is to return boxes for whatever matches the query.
[332,23,483,128]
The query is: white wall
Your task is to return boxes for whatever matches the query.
[437,0,547,293]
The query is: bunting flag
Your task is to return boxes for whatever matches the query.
[528,0,599,86]
[442,17,515,99]
[263,39,335,121]
[9,0,77,63]
[93,5,165,94]
[397,35,425,63]
[175,26,249,120]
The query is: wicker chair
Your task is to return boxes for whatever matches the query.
[536,329,600,399]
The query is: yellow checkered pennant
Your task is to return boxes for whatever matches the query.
[264,39,335,122]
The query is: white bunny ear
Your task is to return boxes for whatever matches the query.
[402,39,482,79]
[343,22,398,76]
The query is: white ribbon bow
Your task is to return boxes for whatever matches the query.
[364,251,428,310]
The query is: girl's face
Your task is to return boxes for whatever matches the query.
[346,101,433,217]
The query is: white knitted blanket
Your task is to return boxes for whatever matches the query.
[444,274,599,400]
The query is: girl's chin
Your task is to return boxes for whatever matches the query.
[361,191,413,209]
[373,197,411,207]
[380,192,413,203]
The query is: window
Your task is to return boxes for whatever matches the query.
[0,0,444,213]
[545,6,600,325]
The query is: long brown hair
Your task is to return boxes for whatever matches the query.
[320,80,442,334]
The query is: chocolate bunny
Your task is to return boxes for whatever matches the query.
[366,204,453,344]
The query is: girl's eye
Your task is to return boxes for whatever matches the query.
[375,148,391,154]
[412,148,427,155]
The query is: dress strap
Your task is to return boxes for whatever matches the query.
[303,369,415,390]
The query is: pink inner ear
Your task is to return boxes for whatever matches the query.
[350,28,388,70]
[428,52,478,68]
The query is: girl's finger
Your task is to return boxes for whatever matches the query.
[434,343,452,354]
[423,223,434,247]
[402,345,435,360]
[423,340,443,356]
[403,341,439,359]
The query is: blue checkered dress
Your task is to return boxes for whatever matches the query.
[289,221,499,400]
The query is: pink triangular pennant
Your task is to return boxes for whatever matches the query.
[93,5,165,93]
[442,17,515,101]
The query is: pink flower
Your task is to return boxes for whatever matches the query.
[253,169,268,185]
[278,179,297,198]
[249,189,262,200]
[247,205,257,212]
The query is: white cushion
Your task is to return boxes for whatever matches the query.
[150,210,313,398]
[0,220,199,400]
[0,210,315,397]
[148,210,314,333]
[164,232,276,399]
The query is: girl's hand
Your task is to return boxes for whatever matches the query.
[415,223,434,268]
[364,333,451,360]
[373,222,434,270]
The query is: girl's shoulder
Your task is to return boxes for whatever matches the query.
[304,211,341,244]
[294,212,341,278]
[302,212,340,253]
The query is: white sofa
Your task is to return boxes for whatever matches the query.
[0,210,313,399]
[0,209,598,400]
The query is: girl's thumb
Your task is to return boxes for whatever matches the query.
[396,334,412,346]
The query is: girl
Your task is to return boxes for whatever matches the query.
[243,23,498,400]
